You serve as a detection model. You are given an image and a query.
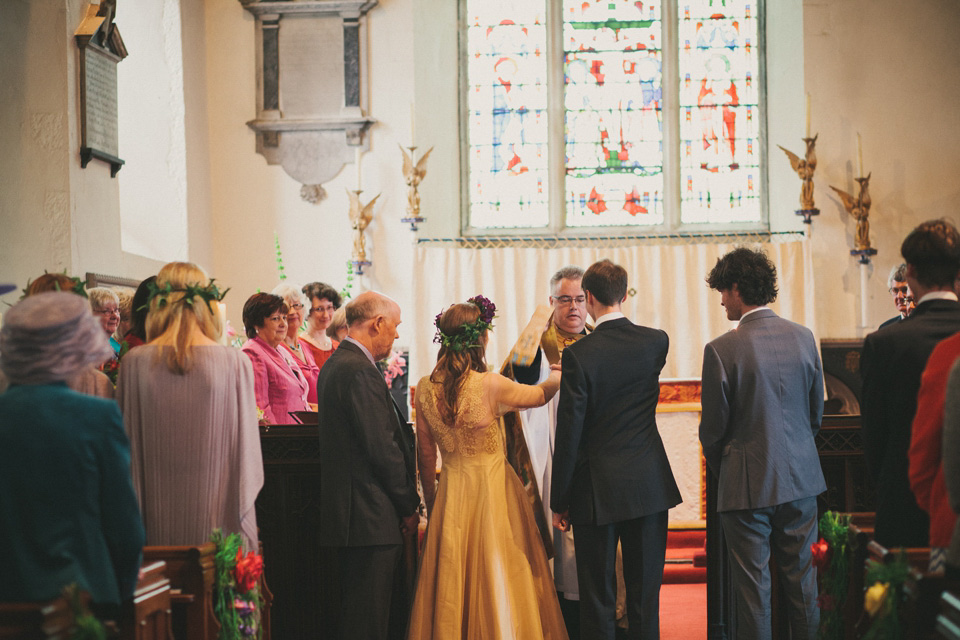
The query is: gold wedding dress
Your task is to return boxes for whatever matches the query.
[409,371,568,640]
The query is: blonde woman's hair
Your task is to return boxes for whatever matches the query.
[146,262,222,374]
[87,287,119,312]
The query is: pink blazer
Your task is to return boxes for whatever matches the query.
[281,338,320,404]
[242,337,309,425]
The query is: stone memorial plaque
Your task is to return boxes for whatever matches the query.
[78,43,124,175]
[80,45,119,155]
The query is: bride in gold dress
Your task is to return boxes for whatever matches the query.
[409,296,568,640]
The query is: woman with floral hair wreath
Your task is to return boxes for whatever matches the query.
[408,296,568,639]
[117,262,263,549]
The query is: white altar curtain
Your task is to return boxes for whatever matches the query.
[410,236,816,383]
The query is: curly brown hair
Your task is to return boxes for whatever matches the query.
[706,247,779,306]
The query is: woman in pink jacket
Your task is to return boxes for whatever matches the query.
[241,293,309,425]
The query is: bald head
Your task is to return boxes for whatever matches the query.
[346,291,402,360]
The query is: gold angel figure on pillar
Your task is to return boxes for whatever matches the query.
[831,174,873,251]
[778,135,818,210]
[348,190,379,263]
[400,145,434,219]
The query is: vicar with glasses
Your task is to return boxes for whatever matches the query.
[880,263,916,329]
[501,265,591,638]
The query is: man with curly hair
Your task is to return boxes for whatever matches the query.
[700,247,826,640]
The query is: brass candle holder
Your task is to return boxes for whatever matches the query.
[779,135,819,224]
[831,173,876,265]
[348,189,379,275]
[400,145,433,231]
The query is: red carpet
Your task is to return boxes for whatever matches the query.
[661,529,707,638]
[660,582,707,639]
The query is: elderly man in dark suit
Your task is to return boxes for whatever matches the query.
[700,247,826,640]
[551,259,682,640]
[317,291,421,640]
[862,219,960,549]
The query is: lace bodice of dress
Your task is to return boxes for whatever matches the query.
[418,372,502,457]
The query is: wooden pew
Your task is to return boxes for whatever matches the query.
[861,540,960,639]
[121,561,173,640]
[0,596,75,640]
[142,545,218,640]
[843,523,872,639]
[936,590,960,639]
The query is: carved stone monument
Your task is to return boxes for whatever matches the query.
[239,1,378,203]
[74,1,127,177]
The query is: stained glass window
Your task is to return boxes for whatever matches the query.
[565,0,664,227]
[465,1,549,229]
[678,1,761,224]
[463,0,765,233]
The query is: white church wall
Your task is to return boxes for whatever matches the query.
[0,1,74,297]
[116,0,190,264]
[803,0,960,338]
[205,0,421,338]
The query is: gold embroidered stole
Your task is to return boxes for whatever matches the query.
[501,321,590,557]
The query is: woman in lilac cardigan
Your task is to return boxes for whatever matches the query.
[241,293,309,424]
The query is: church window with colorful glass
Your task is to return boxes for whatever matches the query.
[463,0,765,233]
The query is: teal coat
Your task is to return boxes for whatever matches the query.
[0,383,145,604]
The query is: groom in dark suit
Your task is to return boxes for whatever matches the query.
[317,291,421,640]
[551,259,682,640]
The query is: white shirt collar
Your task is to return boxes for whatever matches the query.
[594,310,625,327]
[918,291,959,305]
[739,306,770,321]
[344,336,376,365]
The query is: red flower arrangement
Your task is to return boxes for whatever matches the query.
[811,537,832,570]
[233,549,264,594]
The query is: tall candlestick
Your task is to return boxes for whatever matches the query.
[805,93,811,138]
[355,147,363,191]
[857,133,863,178]
[410,102,416,147]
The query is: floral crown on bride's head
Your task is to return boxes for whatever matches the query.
[142,279,229,312]
[433,295,497,353]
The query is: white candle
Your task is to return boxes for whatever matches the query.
[410,102,416,147]
[857,133,864,178]
[805,93,811,138]
[355,147,363,191]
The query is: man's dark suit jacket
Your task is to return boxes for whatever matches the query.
[862,298,960,547]
[317,340,420,547]
[551,317,681,525]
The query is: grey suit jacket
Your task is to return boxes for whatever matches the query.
[699,309,826,512]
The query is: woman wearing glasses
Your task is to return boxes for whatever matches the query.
[300,281,342,369]
[241,293,310,425]
[271,283,321,404]
[88,287,123,355]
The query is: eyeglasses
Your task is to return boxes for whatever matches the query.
[94,307,121,316]
[288,303,304,311]
[889,285,909,295]
[552,295,586,306]
[311,304,335,314]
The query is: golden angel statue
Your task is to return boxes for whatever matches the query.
[778,135,818,210]
[347,190,379,263]
[400,145,434,218]
[831,174,873,251]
